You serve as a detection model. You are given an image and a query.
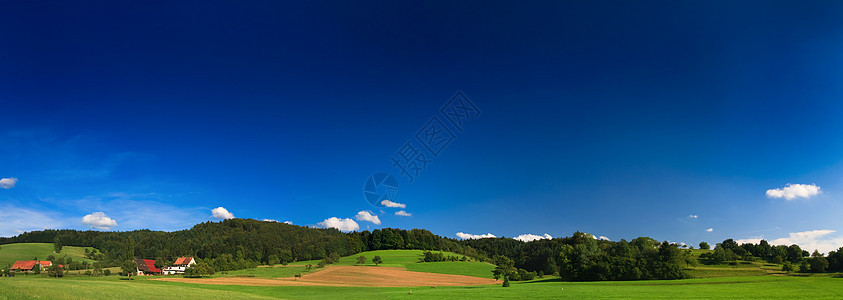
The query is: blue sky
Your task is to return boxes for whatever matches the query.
[2,1,843,253]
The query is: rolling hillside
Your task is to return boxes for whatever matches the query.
[0,243,97,267]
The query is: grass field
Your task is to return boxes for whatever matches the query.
[1,274,842,299]
[1,247,842,299]
[285,249,495,279]
[0,243,97,267]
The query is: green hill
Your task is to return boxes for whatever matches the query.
[282,249,495,278]
[0,243,97,267]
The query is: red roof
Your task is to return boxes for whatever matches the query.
[11,260,37,270]
[174,257,194,265]
[39,261,52,266]
[140,259,162,273]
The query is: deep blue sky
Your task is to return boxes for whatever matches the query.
[2,1,843,252]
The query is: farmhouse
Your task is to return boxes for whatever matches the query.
[39,261,52,269]
[134,258,162,276]
[162,257,195,275]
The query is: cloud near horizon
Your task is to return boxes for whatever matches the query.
[0,177,18,189]
[211,207,235,219]
[514,233,552,242]
[456,232,496,240]
[355,211,381,225]
[81,212,117,230]
[318,217,359,232]
[766,183,821,200]
[381,200,406,208]
[737,229,843,254]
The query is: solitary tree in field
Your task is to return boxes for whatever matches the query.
[372,256,383,266]
[699,242,710,250]
[492,255,516,286]
[121,260,136,279]
[47,265,63,278]
[294,273,302,280]
[357,256,367,265]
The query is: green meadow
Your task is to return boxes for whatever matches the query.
[1,247,842,299]
[1,274,842,299]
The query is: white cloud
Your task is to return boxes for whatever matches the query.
[706,228,714,232]
[514,233,552,242]
[738,230,843,254]
[0,205,62,237]
[318,217,359,232]
[355,211,381,225]
[395,210,412,217]
[283,221,293,225]
[381,200,406,208]
[456,232,496,240]
[211,207,235,220]
[81,212,117,230]
[766,183,821,200]
[689,214,698,219]
[0,177,18,189]
[588,234,610,241]
[262,219,278,222]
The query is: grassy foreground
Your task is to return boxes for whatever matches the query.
[1,275,842,299]
[1,248,841,299]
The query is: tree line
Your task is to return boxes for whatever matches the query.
[3,219,841,280]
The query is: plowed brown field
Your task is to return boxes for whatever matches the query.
[155,265,498,287]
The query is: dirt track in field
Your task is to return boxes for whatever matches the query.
[154,265,498,287]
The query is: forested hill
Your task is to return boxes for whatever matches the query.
[0,219,470,269]
[5,219,839,280]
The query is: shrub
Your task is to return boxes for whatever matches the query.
[782,262,793,272]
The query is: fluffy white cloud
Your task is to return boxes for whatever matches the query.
[211,207,235,219]
[766,183,821,200]
[81,212,117,230]
[738,230,843,254]
[456,232,496,240]
[283,221,293,225]
[598,236,610,241]
[706,228,714,232]
[395,210,412,217]
[355,211,381,225]
[0,177,18,189]
[262,219,278,222]
[381,200,406,208]
[689,214,698,219]
[514,233,552,242]
[318,217,359,232]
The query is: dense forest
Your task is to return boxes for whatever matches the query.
[2,219,841,280]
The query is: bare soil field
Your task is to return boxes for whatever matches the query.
[155,265,498,287]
